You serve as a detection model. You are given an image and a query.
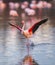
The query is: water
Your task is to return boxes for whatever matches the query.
[0,7,55,65]
[31,44,55,65]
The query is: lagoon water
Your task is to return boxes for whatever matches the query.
[0,7,55,65]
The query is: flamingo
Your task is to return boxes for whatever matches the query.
[43,1,48,8]
[14,3,20,9]
[43,1,52,8]
[24,7,36,16]
[30,0,37,9]
[0,1,6,10]
[37,1,44,9]
[30,4,37,9]
[31,0,36,4]
[9,18,48,38]
[9,2,15,10]
[21,1,29,9]
[23,1,29,7]
[9,10,18,16]
[24,8,30,13]
[36,1,44,19]
[47,3,52,8]
[9,2,20,10]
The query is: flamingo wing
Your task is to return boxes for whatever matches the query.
[28,18,48,33]
[9,23,22,31]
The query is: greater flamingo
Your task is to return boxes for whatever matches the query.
[9,18,48,38]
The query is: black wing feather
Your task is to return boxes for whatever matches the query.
[32,18,48,33]
[29,18,48,33]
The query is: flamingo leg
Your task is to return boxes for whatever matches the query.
[26,38,30,56]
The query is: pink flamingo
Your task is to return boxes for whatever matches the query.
[37,1,44,19]
[9,2,20,10]
[14,3,20,9]
[37,1,44,9]
[9,18,48,38]
[9,18,48,60]
[43,1,52,8]
[0,1,6,10]
[9,10,18,16]
[30,0,37,9]
[9,2,15,10]
[47,3,52,8]
[21,1,29,9]
[24,7,36,16]
[43,1,48,8]
[23,1,29,7]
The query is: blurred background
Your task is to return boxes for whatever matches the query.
[0,0,55,65]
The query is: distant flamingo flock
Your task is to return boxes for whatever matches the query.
[0,0,52,17]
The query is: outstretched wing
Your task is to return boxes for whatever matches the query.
[28,18,48,33]
[9,23,22,31]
